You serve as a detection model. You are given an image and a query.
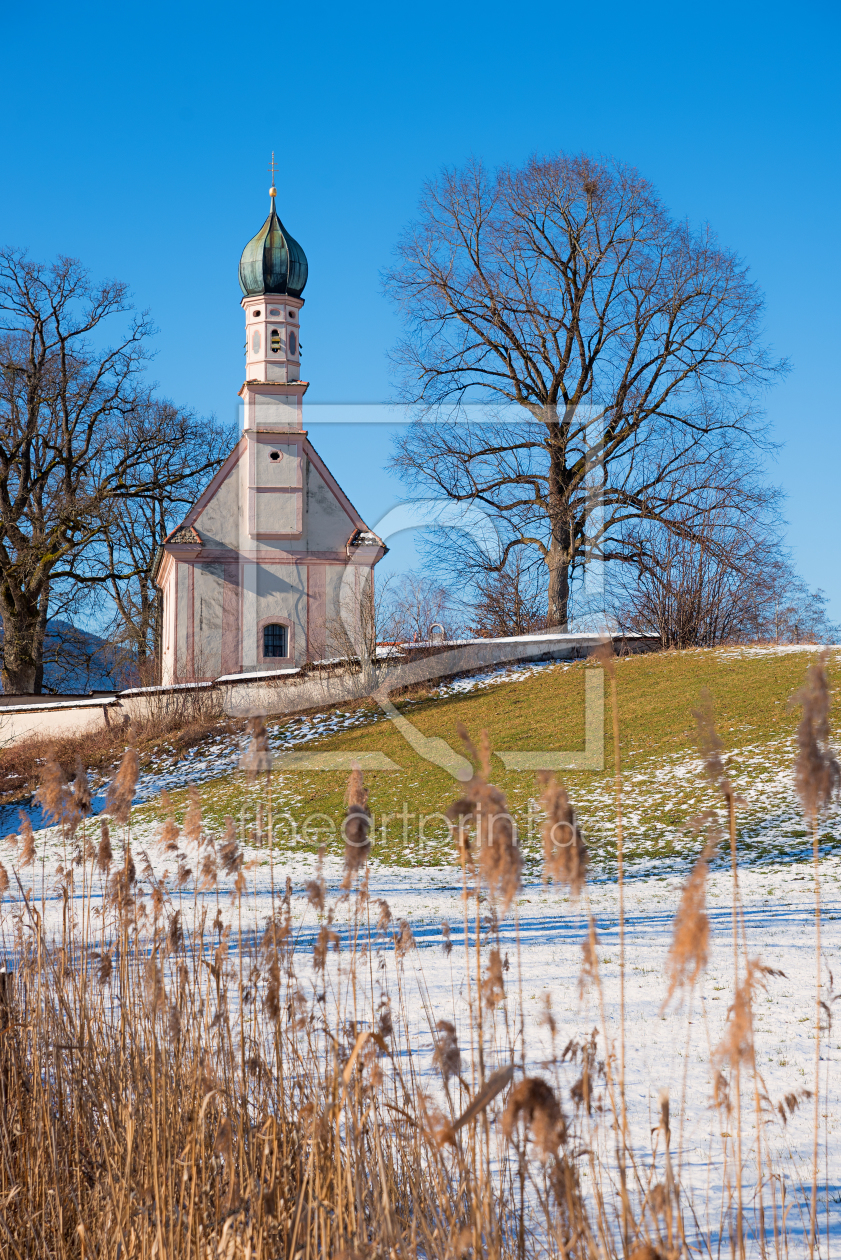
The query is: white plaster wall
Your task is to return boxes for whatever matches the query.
[254,493,299,535]
[253,394,298,426]
[241,562,259,671]
[305,461,353,550]
[253,442,300,488]
[0,703,116,746]
[325,564,348,655]
[176,563,191,679]
[256,562,308,664]
[194,466,241,550]
[252,537,306,554]
[193,564,225,678]
[161,567,177,685]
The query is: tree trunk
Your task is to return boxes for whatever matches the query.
[0,587,49,694]
[546,409,572,629]
[546,547,570,630]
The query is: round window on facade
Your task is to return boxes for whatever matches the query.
[251,330,261,354]
[269,450,282,462]
[288,309,296,320]
[270,328,282,354]
[289,330,297,355]
[263,623,288,658]
[269,307,281,316]
[253,310,261,318]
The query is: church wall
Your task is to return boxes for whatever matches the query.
[159,562,177,685]
[305,461,355,551]
[257,562,308,665]
[306,566,326,659]
[221,563,241,675]
[193,467,242,551]
[325,564,348,655]
[176,563,192,680]
[240,562,309,669]
[252,438,301,488]
[161,429,384,680]
[253,491,300,536]
[193,563,226,679]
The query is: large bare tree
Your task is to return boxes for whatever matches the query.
[0,249,224,693]
[385,153,786,627]
[97,404,231,681]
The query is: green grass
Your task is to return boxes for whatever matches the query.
[135,648,841,871]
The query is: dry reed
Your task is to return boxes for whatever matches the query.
[502,1077,566,1158]
[539,774,588,896]
[18,810,36,866]
[342,764,371,884]
[447,725,522,913]
[791,654,840,1258]
[662,823,719,1009]
[0,667,832,1260]
[96,818,113,872]
[241,714,272,779]
[103,744,139,823]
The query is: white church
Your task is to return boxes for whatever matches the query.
[153,185,385,684]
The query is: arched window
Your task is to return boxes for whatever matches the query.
[251,330,261,354]
[270,328,282,354]
[288,330,297,355]
[263,624,288,658]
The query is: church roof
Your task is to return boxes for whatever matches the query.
[238,198,308,298]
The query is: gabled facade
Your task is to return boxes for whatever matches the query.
[153,183,384,684]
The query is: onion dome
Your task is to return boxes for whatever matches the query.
[238,192,308,298]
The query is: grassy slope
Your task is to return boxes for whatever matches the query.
[137,648,841,870]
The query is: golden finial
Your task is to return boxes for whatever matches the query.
[268,151,278,201]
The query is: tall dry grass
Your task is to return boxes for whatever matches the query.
[0,662,835,1258]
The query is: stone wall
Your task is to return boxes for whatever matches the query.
[0,633,658,746]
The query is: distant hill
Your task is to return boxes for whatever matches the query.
[1,620,126,696]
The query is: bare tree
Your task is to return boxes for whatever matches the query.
[385,153,785,627]
[0,248,224,692]
[467,552,549,638]
[380,572,461,643]
[97,403,232,678]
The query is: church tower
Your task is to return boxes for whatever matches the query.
[153,170,384,686]
[237,178,309,539]
[238,171,308,432]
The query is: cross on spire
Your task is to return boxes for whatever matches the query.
[268,151,278,200]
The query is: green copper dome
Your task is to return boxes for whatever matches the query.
[238,200,308,298]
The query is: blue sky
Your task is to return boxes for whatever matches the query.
[3,1,840,610]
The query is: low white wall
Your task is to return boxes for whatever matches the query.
[220,633,614,718]
[0,634,657,746]
[0,698,123,746]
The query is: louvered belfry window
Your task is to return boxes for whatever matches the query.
[263,624,288,658]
